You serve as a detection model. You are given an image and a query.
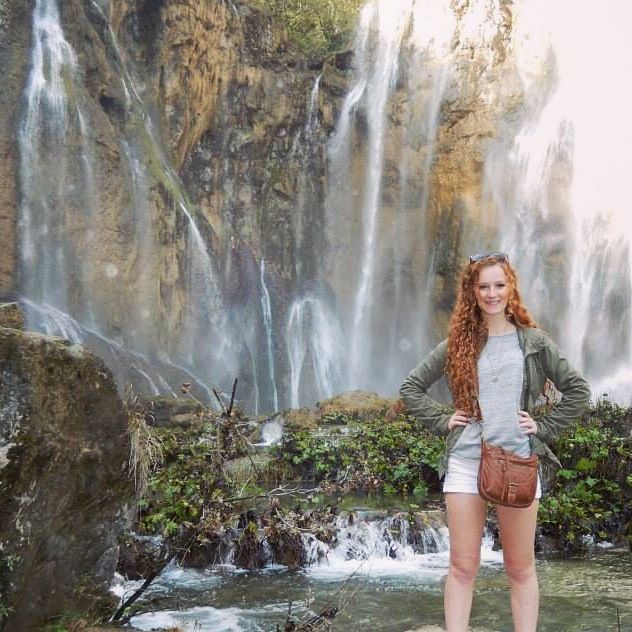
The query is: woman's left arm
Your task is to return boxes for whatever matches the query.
[534,337,591,444]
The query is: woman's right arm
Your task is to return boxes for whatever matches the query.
[399,339,457,437]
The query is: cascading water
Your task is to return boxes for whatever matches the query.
[301,512,452,570]
[547,1,632,396]
[19,0,89,321]
[324,0,473,394]
[15,0,632,412]
[259,259,279,413]
[83,0,228,382]
[482,0,632,399]
[125,511,507,631]
[292,73,323,284]
[286,296,344,409]
[324,0,631,401]
[18,0,228,401]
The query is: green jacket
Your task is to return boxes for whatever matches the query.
[399,327,591,479]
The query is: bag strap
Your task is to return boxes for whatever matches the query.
[475,398,485,443]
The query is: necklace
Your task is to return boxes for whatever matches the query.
[483,332,514,383]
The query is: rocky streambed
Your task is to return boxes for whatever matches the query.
[111,389,632,631]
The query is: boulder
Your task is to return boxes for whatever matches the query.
[0,328,133,630]
[142,395,205,428]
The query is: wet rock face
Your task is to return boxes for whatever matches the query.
[0,328,133,630]
[0,303,24,330]
[0,0,33,294]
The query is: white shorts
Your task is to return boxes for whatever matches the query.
[443,454,542,499]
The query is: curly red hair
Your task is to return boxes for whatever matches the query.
[445,255,537,418]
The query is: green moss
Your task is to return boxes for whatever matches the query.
[248,0,365,55]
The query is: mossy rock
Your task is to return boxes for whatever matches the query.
[316,390,396,422]
[0,329,133,631]
[0,302,24,330]
[282,407,319,431]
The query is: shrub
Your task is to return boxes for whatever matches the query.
[538,399,632,550]
[274,413,444,495]
[248,0,365,55]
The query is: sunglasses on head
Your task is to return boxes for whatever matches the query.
[468,251,509,264]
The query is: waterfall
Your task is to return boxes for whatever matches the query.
[306,74,322,136]
[301,512,444,566]
[86,0,225,379]
[18,0,87,319]
[549,1,632,394]
[15,0,631,410]
[343,3,410,382]
[325,0,460,394]
[286,296,343,408]
[483,0,632,399]
[298,510,502,577]
[17,0,228,401]
[292,73,323,284]
[260,259,279,412]
[324,0,631,401]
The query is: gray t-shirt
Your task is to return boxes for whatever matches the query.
[452,330,530,460]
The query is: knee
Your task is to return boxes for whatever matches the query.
[449,553,480,584]
[504,556,536,585]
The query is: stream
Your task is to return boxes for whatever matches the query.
[121,505,632,631]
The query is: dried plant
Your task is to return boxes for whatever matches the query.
[124,385,163,499]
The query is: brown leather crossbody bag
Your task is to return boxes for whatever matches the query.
[477,439,539,507]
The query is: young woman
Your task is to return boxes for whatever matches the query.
[400,252,590,632]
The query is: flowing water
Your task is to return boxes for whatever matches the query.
[323,0,632,402]
[481,0,632,400]
[325,1,458,395]
[286,296,344,408]
[18,0,227,401]
[123,511,632,632]
[259,259,279,416]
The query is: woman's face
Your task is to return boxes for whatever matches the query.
[474,264,510,318]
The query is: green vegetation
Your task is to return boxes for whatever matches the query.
[138,423,236,537]
[274,413,445,496]
[135,398,632,557]
[248,0,366,55]
[0,553,19,621]
[276,399,632,550]
[539,397,632,551]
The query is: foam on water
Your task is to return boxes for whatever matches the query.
[305,522,502,581]
[131,607,254,632]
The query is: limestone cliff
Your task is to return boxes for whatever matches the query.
[4,0,603,411]
[0,0,34,293]
[6,0,347,412]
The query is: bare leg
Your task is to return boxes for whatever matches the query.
[444,493,487,632]
[496,500,539,632]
